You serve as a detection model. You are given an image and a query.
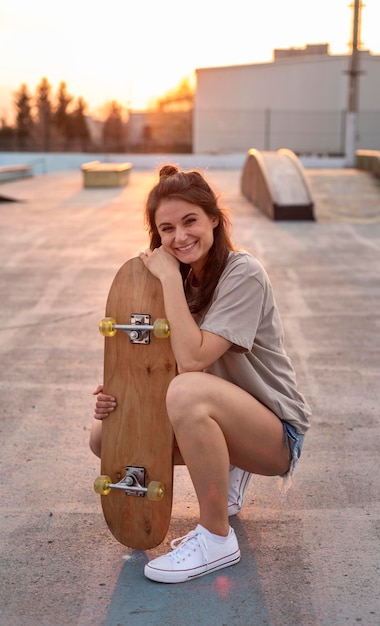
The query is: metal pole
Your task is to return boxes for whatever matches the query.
[345,0,363,167]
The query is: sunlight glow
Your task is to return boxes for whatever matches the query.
[1,0,379,121]
[213,575,235,598]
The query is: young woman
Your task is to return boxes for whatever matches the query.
[90,164,311,584]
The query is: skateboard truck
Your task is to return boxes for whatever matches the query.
[99,315,170,344]
[128,314,152,344]
[94,467,165,501]
[112,466,147,497]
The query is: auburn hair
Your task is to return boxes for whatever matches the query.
[144,164,235,313]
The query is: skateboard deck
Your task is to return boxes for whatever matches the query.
[94,256,176,549]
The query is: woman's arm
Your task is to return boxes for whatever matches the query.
[140,248,231,372]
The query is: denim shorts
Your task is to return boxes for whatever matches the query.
[279,421,305,491]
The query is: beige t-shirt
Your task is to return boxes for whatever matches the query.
[186,251,311,435]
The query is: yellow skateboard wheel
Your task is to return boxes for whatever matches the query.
[153,318,170,339]
[99,317,117,337]
[94,475,112,495]
[147,481,165,501]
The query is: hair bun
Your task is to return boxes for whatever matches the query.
[159,164,178,178]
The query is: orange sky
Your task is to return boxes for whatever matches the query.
[1,0,379,122]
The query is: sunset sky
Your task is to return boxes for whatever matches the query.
[1,0,379,121]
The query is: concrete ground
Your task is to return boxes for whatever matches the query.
[0,166,379,626]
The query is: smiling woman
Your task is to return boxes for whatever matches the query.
[91,163,311,583]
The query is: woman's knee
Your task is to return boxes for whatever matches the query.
[166,372,207,424]
[89,420,102,458]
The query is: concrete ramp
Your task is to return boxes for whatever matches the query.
[241,148,315,220]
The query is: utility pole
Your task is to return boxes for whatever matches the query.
[345,0,363,167]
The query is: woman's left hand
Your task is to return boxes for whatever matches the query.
[139,246,180,282]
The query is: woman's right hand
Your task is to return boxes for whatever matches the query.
[93,384,117,420]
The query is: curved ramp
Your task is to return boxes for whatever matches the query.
[241,148,315,220]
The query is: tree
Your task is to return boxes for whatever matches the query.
[67,97,90,151]
[54,81,73,148]
[35,77,53,151]
[13,83,34,150]
[102,100,125,152]
[0,118,15,150]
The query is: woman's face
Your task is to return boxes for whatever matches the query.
[155,198,218,276]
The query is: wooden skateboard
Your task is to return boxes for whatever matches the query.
[94,256,176,549]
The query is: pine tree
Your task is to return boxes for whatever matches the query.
[54,81,73,149]
[67,97,90,151]
[14,83,34,150]
[35,77,53,151]
[103,101,125,152]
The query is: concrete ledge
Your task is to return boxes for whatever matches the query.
[241,148,315,220]
[81,161,132,188]
[0,164,33,183]
[356,150,380,178]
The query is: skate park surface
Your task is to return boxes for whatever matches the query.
[0,161,379,625]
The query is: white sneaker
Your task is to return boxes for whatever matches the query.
[144,525,240,583]
[228,466,252,516]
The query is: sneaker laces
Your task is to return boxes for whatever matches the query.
[169,528,209,565]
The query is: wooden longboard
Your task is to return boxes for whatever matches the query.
[94,257,175,549]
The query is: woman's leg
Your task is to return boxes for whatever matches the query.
[89,420,102,458]
[89,418,185,464]
[166,372,290,536]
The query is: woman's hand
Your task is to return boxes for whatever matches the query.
[139,246,179,282]
[93,384,117,420]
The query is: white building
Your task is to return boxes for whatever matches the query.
[193,44,380,154]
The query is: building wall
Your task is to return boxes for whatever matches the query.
[194,48,380,154]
